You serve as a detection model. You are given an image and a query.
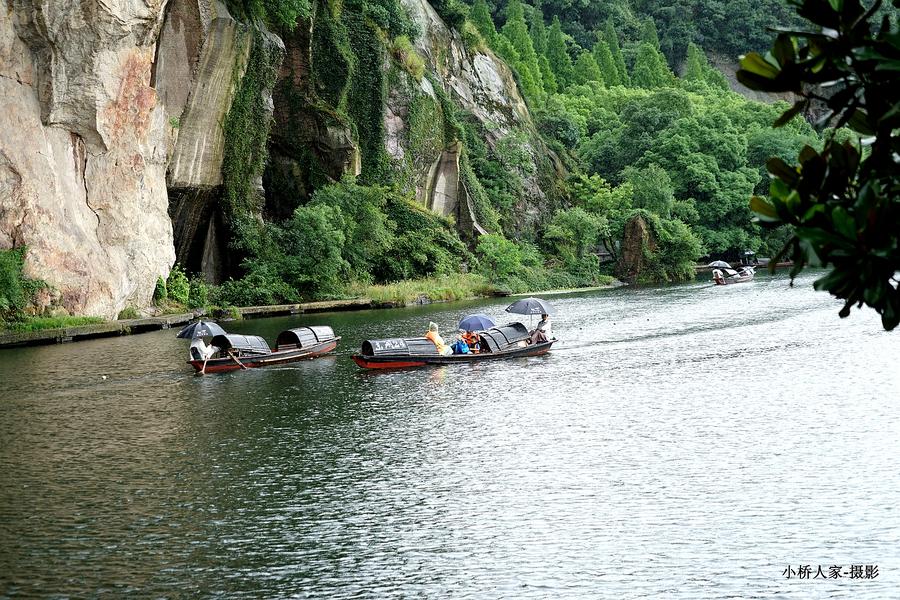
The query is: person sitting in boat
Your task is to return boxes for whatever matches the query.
[450,333,471,354]
[425,322,453,356]
[461,330,480,353]
[190,338,219,361]
[530,314,552,344]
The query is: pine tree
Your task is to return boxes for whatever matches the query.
[592,39,619,86]
[501,0,545,101]
[528,0,547,55]
[547,16,573,89]
[538,54,558,94]
[631,42,673,88]
[641,18,661,50]
[684,42,729,89]
[683,42,707,81]
[603,19,629,86]
[470,0,496,45]
[573,51,603,85]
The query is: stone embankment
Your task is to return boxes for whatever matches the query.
[0,299,376,348]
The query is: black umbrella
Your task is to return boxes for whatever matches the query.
[176,320,226,339]
[505,297,555,316]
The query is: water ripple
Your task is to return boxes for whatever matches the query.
[1,272,898,598]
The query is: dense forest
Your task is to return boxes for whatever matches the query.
[194,0,837,311]
[0,0,855,324]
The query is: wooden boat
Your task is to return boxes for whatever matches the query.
[188,326,339,373]
[713,266,755,285]
[352,322,554,369]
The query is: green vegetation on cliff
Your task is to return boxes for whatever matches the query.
[202,0,848,307]
[0,247,103,330]
[453,0,841,283]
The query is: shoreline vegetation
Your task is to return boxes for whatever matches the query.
[0,272,622,348]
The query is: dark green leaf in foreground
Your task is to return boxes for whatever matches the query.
[739,0,900,329]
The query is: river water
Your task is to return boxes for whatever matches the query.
[1,271,898,598]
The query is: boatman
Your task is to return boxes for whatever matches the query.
[531,314,551,344]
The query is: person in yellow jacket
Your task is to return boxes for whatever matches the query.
[425,322,453,356]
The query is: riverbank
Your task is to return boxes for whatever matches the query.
[0,298,379,349]
[0,279,623,349]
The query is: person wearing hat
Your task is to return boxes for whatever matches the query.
[424,321,453,356]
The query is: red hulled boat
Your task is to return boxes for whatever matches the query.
[189,326,339,373]
[352,322,554,369]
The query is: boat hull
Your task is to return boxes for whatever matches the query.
[352,341,554,369]
[714,275,754,285]
[189,338,339,373]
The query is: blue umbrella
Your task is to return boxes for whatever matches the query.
[458,314,496,331]
[505,297,554,316]
[176,320,226,339]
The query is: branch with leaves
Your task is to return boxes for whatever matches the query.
[737,0,900,330]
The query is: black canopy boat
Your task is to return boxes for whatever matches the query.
[352,322,554,369]
[189,326,340,373]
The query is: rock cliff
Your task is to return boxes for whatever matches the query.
[2,0,173,318]
[0,0,554,317]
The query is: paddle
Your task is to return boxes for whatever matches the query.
[227,349,248,370]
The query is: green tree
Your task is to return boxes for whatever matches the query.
[431,0,468,30]
[537,54,558,94]
[545,207,609,262]
[502,0,544,100]
[603,19,630,86]
[683,42,707,81]
[683,42,728,89]
[738,0,900,329]
[470,0,497,44]
[528,1,547,54]
[274,204,349,298]
[592,39,620,86]
[0,248,28,321]
[573,51,603,85]
[631,42,673,88]
[641,17,661,49]
[309,177,394,281]
[624,163,675,216]
[547,16,574,88]
[476,234,524,283]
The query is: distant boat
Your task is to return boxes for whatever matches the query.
[352,322,554,369]
[189,326,339,373]
[712,265,755,285]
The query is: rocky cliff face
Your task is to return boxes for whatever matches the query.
[1,0,173,319]
[399,0,560,231]
[0,0,552,317]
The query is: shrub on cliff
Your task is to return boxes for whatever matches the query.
[309,177,394,283]
[0,247,48,324]
[152,277,167,305]
[0,248,28,321]
[166,265,190,306]
[377,196,474,282]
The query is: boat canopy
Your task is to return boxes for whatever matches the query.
[209,334,271,355]
[360,337,440,357]
[478,322,530,352]
[275,326,336,350]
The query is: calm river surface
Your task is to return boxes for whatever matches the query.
[1,272,898,598]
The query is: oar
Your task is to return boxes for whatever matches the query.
[200,356,209,375]
[228,350,248,370]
